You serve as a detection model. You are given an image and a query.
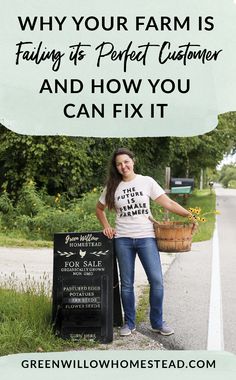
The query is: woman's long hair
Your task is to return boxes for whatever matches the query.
[105,147,135,210]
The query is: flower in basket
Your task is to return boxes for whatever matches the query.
[188,207,220,223]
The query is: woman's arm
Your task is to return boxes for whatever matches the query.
[154,194,191,218]
[96,201,116,239]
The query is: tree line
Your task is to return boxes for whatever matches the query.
[218,165,236,188]
[0,112,235,200]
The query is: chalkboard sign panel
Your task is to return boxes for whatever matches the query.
[52,232,116,343]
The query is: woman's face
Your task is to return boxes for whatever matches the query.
[115,154,135,180]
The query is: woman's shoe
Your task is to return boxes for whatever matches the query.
[151,322,174,336]
[120,324,136,336]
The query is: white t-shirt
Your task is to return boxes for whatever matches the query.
[99,174,165,238]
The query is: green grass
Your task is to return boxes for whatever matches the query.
[0,232,52,248]
[186,189,216,242]
[136,287,150,324]
[0,275,98,356]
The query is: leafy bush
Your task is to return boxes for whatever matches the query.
[219,165,236,188]
[0,181,216,244]
[228,179,236,188]
[0,191,14,214]
[0,182,102,241]
[16,180,45,216]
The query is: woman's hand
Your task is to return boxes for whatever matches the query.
[103,227,116,239]
[96,201,116,239]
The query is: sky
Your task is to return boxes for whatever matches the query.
[217,152,236,169]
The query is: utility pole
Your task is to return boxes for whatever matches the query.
[164,167,171,221]
[200,169,204,190]
[165,167,171,191]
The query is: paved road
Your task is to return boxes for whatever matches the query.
[139,186,236,354]
[216,186,236,353]
[0,247,53,288]
[139,240,212,350]
[0,244,175,301]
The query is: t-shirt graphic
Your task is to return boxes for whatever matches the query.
[99,174,165,238]
[116,186,149,218]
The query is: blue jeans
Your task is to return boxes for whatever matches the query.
[114,237,164,329]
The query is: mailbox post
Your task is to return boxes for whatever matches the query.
[209,181,214,193]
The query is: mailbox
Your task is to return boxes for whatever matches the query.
[170,178,194,189]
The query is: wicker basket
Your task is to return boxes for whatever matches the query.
[154,221,195,253]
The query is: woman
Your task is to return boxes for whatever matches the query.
[96,147,192,337]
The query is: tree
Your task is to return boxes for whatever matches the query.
[1,111,236,198]
[218,165,236,188]
[85,137,173,187]
[0,125,93,198]
[167,112,236,185]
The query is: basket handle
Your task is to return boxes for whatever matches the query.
[191,222,198,235]
[148,216,160,225]
[150,215,198,234]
